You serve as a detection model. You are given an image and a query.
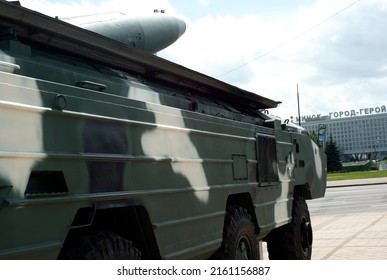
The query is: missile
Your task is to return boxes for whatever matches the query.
[11,1,186,53]
[77,13,186,53]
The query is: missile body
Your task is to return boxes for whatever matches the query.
[80,14,186,53]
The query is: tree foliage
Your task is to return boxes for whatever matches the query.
[324,134,342,172]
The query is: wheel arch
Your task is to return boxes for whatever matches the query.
[226,193,259,235]
[294,184,312,200]
[59,203,161,259]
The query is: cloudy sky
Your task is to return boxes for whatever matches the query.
[14,0,387,120]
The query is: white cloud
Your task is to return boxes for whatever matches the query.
[161,0,387,120]
[18,0,176,17]
[161,14,272,78]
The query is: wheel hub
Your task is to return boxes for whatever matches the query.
[236,236,252,260]
[300,218,313,251]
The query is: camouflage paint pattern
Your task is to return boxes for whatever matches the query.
[0,2,326,259]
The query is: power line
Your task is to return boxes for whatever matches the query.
[216,0,362,78]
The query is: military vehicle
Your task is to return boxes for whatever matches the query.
[0,1,326,260]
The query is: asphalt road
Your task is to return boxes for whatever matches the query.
[308,184,387,216]
[263,182,387,259]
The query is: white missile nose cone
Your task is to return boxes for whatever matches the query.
[141,15,187,53]
[175,17,187,39]
[79,14,187,53]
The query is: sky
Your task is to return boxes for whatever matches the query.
[12,0,387,120]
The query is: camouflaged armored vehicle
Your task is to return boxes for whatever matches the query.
[0,1,326,260]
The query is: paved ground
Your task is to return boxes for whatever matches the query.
[311,211,387,260]
[262,177,387,260]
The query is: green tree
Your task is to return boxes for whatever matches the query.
[324,134,342,172]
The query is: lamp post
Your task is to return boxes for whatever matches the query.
[297,84,301,126]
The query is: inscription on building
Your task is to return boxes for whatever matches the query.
[294,105,386,122]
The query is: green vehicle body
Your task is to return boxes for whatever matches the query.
[0,1,326,260]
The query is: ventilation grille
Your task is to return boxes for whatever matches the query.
[25,171,69,197]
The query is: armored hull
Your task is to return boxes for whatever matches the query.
[0,1,326,260]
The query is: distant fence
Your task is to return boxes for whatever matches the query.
[342,160,382,172]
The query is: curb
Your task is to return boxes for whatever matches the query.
[327,178,387,188]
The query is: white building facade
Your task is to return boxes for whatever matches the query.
[298,107,387,161]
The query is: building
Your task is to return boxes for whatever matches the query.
[298,109,387,162]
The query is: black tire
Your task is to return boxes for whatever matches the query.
[58,230,141,260]
[266,196,313,260]
[217,205,259,260]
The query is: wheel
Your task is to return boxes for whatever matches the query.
[266,196,313,260]
[58,230,141,260]
[217,205,259,260]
